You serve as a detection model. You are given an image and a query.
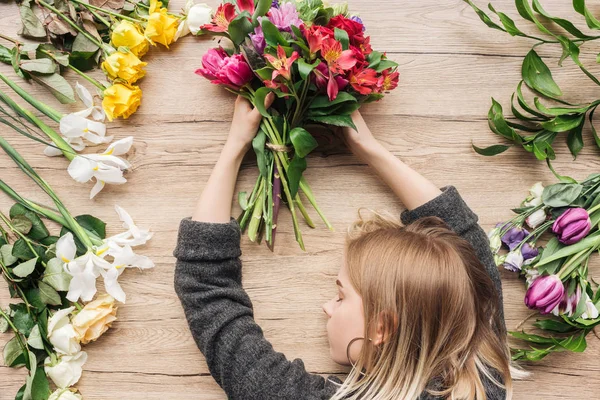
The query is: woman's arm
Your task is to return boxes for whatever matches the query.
[339,110,441,211]
[192,94,274,223]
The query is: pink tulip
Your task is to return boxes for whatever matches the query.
[195,48,253,90]
[552,208,591,245]
[525,274,564,314]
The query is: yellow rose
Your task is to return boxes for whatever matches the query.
[111,20,150,57]
[145,8,180,48]
[71,294,118,345]
[101,50,147,84]
[102,83,142,121]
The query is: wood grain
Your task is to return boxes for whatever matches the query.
[1,0,599,399]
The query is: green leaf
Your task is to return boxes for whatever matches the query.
[253,0,272,24]
[307,115,357,131]
[18,5,46,38]
[238,191,249,211]
[287,155,307,198]
[566,119,585,159]
[38,281,61,306]
[0,312,8,333]
[309,91,357,109]
[521,50,562,99]
[10,204,50,241]
[554,332,587,352]
[27,325,44,350]
[533,318,577,333]
[516,81,549,119]
[11,215,32,235]
[3,336,24,367]
[334,27,349,50]
[536,231,600,267]
[12,308,34,336]
[533,98,597,116]
[19,58,56,75]
[531,0,593,39]
[542,183,583,207]
[537,237,564,275]
[541,114,584,133]
[590,107,600,150]
[573,0,600,30]
[30,73,75,104]
[72,32,99,57]
[12,239,44,260]
[253,87,273,118]
[75,214,106,240]
[42,258,71,292]
[472,143,511,156]
[487,98,522,143]
[463,0,506,32]
[0,44,13,64]
[262,19,289,47]
[229,12,255,46]
[1,244,18,266]
[509,330,555,344]
[290,127,318,158]
[25,365,49,400]
[255,66,273,81]
[252,129,268,178]
[487,3,525,36]
[297,59,320,80]
[13,257,38,278]
[37,44,70,67]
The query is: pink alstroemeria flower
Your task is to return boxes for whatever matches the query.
[264,44,299,81]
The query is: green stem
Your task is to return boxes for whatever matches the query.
[37,0,111,53]
[0,180,68,226]
[68,64,107,91]
[273,154,305,250]
[248,182,265,242]
[125,0,181,17]
[295,194,315,228]
[0,72,63,122]
[69,0,144,23]
[588,203,600,215]
[238,175,263,230]
[0,88,76,161]
[0,33,19,45]
[85,6,112,27]
[558,248,593,280]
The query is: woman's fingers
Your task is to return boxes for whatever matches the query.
[250,92,275,120]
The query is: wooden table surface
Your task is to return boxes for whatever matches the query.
[1,0,599,398]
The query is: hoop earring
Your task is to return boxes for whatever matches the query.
[346,337,372,368]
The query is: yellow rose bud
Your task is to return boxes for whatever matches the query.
[101,50,147,84]
[102,83,142,121]
[111,20,150,58]
[145,8,180,48]
[71,294,118,345]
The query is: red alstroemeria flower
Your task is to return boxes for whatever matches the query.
[264,44,299,81]
[312,63,348,101]
[358,36,373,55]
[349,68,378,95]
[237,0,254,14]
[376,69,399,93]
[301,24,334,54]
[320,37,357,74]
[200,2,236,32]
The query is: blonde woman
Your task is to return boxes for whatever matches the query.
[173,95,516,399]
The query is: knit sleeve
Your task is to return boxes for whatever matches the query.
[172,216,339,399]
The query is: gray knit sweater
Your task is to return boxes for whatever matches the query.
[173,186,507,399]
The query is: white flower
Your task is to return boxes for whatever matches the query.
[175,0,212,40]
[67,136,133,199]
[524,182,544,207]
[49,388,83,400]
[503,249,524,272]
[45,83,111,157]
[44,351,87,388]
[581,295,599,320]
[47,307,80,355]
[105,205,153,247]
[526,208,547,229]
[487,227,502,253]
[64,250,111,302]
[525,267,540,288]
[56,233,77,264]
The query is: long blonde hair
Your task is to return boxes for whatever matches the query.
[329,209,521,400]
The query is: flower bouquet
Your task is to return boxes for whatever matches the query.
[490,176,600,361]
[194,0,399,250]
[0,133,154,398]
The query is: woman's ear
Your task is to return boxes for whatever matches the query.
[371,311,399,346]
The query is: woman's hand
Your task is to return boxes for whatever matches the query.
[335,110,381,162]
[227,93,276,152]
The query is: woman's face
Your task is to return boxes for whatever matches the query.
[322,252,366,365]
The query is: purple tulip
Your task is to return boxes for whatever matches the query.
[552,208,592,245]
[521,242,539,261]
[525,275,565,314]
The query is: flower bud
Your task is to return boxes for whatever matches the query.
[525,274,564,314]
[525,208,547,229]
[503,249,524,272]
[552,208,592,245]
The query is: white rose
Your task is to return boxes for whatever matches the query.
[175,1,212,40]
[49,388,83,400]
[45,352,88,388]
[525,208,547,229]
[47,307,81,355]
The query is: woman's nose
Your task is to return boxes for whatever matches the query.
[322,299,333,317]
